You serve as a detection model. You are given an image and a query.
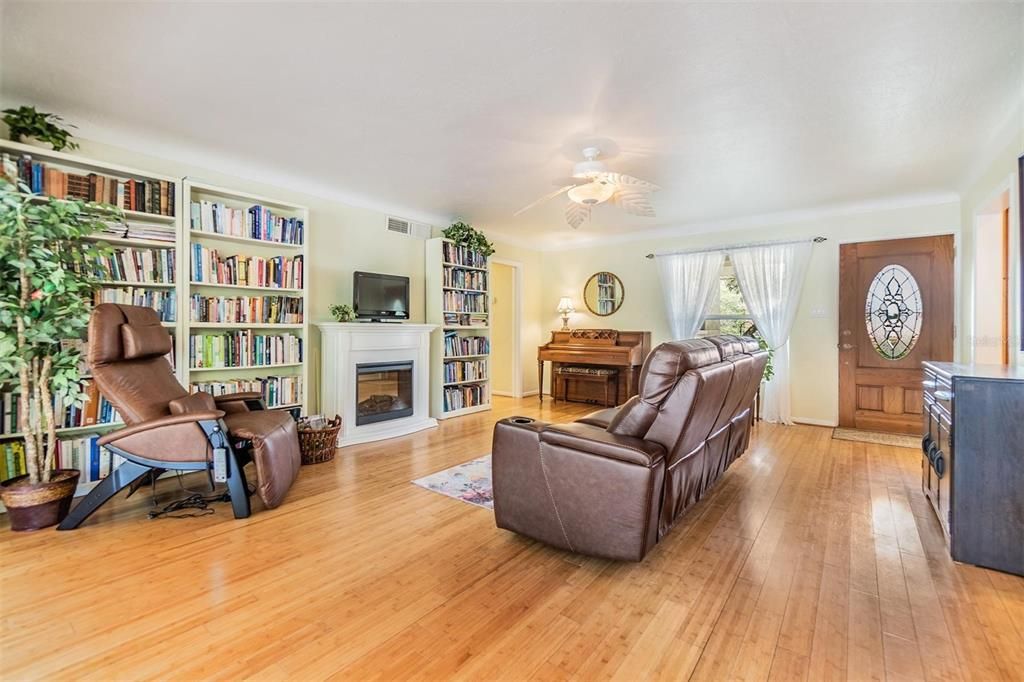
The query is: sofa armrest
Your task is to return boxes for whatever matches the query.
[213,391,263,404]
[212,392,266,411]
[540,422,664,467]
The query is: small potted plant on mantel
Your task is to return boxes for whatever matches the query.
[2,105,79,152]
[0,177,115,530]
[442,220,494,257]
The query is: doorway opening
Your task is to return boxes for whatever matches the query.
[973,188,1012,365]
[489,259,523,398]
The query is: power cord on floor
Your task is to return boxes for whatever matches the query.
[145,463,257,520]
[147,490,232,519]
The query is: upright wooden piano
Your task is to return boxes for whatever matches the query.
[538,329,651,406]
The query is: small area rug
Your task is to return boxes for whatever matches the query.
[832,427,920,449]
[412,455,493,509]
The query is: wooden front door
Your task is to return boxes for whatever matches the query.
[839,235,954,434]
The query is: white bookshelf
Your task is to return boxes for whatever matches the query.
[0,140,185,499]
[182,180,309,414]
[425,238,492,419]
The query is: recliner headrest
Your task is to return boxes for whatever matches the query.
[703,335,744,358]
[89,303,171,364]
[638,339,721,404]
[704,334,760,358]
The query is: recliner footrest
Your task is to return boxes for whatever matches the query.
[223,411,301,509]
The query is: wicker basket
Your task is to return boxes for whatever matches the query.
[297,415,342,465]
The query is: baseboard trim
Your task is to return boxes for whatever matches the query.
[492,390,514,397]
[791,417,838,427]
[522,389,539,397]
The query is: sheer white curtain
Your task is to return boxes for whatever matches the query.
[730,241,813,424]
[656,250,725,340]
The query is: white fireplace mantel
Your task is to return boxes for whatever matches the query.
[316,322,438,447]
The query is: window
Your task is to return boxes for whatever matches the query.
[699,256,758,337]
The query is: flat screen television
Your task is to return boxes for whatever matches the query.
[353,271,410,321]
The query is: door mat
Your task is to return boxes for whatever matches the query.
[832,427,920,449]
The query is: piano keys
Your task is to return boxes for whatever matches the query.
[538,329,652,405]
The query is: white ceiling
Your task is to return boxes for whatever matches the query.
[2,2,1021,249]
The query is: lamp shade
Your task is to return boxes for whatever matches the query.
[556,297,575,313]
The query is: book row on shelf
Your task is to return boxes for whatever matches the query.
[443,360,488,384]
[191,246,304,290]
[93,219,176,243]
[444,312,487,327]
[443,383,488,412]
[1,436,126,485]
[442,242,488,269]
[1,152,175,217]
[189,294,303,325]
[190,376,303,409]
[443,267,487,291]
[94,247,175,285]
[95,287,176,322]
[188,331,303,369]
[442,291,488,313]
[1,383,121,436]
[190,200,305,246]
[443,333,489,357]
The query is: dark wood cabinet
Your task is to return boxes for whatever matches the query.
[922,361,1024,576]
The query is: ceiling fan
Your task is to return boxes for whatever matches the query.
[513,146,660,229]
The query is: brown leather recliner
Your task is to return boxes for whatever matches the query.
[492,335,766,561]
[57,304,301,530]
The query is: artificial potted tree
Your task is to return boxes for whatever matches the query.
[0,177,114,530]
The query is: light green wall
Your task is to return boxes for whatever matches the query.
[26,131,1018,423]
[52,137,548,409]
[958,130,1024,367]
[490,262,515,394]
[538,199,963,425]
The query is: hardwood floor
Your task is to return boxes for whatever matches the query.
[1,396,1021,680]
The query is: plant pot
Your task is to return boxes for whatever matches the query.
[14,136,51,150]
[0,469,80,531]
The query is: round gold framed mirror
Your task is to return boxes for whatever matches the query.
[583,272,625,316]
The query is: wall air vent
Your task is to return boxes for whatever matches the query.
[386,216,430,239]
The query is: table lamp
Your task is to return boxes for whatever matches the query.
[556,297,575,331]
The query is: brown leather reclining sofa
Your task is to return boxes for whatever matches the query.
[492,334,767,561]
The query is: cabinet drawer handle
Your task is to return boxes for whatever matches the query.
[933,389,953,401]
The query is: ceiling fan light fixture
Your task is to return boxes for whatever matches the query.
[568,181,615,206]
[572,159,606,179]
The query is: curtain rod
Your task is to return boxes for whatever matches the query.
[644,236,826,259]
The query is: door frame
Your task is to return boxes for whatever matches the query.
[968,172,1020,366]
[836,231,960,431]
[489,257,523,398]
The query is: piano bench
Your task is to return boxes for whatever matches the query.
[554,366,619,407]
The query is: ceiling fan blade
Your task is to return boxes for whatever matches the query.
[601,172,661,192]
[513,184,576,216]
[565,201,590,229]
[610,189,656,217]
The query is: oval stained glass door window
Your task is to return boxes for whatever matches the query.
[865,264,923,360]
